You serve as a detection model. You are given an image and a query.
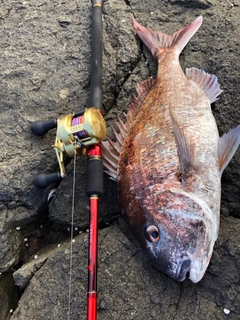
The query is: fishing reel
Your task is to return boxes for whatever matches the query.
[31,107,106,189]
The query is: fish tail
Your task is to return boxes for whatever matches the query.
[132,16,203,58]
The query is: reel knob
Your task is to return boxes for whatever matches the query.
[31,119,57,136]
[33,172,62,189]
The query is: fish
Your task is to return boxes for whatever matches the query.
[102,16,240,283]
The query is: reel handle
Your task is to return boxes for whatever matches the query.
[31,119,57,136]
[33,172,62,189]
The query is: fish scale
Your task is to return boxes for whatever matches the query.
[102,16,240,283]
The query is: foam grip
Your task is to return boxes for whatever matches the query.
[89,2,103,111]
[31,119,57,136]
[33,172,62,189]
[86,158,103,196]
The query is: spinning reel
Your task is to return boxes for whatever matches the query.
[31,107,106,189]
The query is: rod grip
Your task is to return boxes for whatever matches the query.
[31,119,57,136]
[33,172,62,189]
[89,3,103,111]
[86,158,103,196]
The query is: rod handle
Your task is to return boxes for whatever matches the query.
[89,1,103,111]
[33,172,62,189]
[86,158,103,196]
[31,119,57,136]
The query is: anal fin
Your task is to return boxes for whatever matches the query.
[186,67,223,103]
[218,125,240,175]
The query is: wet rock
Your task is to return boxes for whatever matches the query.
[0,0,239,319]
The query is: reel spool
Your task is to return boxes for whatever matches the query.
[31,107,106,188]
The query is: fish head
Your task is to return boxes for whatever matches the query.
[138,188,217,283]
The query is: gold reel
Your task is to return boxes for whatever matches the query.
[54,107,106,177]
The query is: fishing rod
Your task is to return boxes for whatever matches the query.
[31,0,105,318]
[87,0,104,319]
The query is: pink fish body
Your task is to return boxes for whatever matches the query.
[102,16,240,283]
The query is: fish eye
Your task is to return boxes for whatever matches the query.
[145,225,160,243]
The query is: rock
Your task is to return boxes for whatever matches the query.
[0,0,239,319]
[13,254,48,290]
[48,157,120,228]
[0,273,19,320]
[0,203,23,273]
[11,220,240,319]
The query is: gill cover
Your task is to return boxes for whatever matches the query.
[142,188,217,283]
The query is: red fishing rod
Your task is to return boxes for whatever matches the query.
[86,0,104,319]
[30,1,105,319]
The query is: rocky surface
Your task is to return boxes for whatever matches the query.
[0,0,239,319]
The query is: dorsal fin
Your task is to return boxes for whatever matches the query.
[102,78,155,180]
[186,67,223,103]
[218,126,240,176]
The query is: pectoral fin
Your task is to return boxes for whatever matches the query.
[218,125,240,175]
[171,117,198,182]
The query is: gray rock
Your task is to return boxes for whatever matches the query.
[11,220,240,319]
[0,0,239,319]
[13,254,48,290]
[0,273,18,320]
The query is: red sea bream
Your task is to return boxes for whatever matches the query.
[102,16,240,283]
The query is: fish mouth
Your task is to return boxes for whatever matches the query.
[175,258,191,282]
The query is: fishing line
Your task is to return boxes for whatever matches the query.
[68,142,77,320]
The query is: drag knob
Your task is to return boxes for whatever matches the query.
[31,119,57,136]
[33,172,62,189]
